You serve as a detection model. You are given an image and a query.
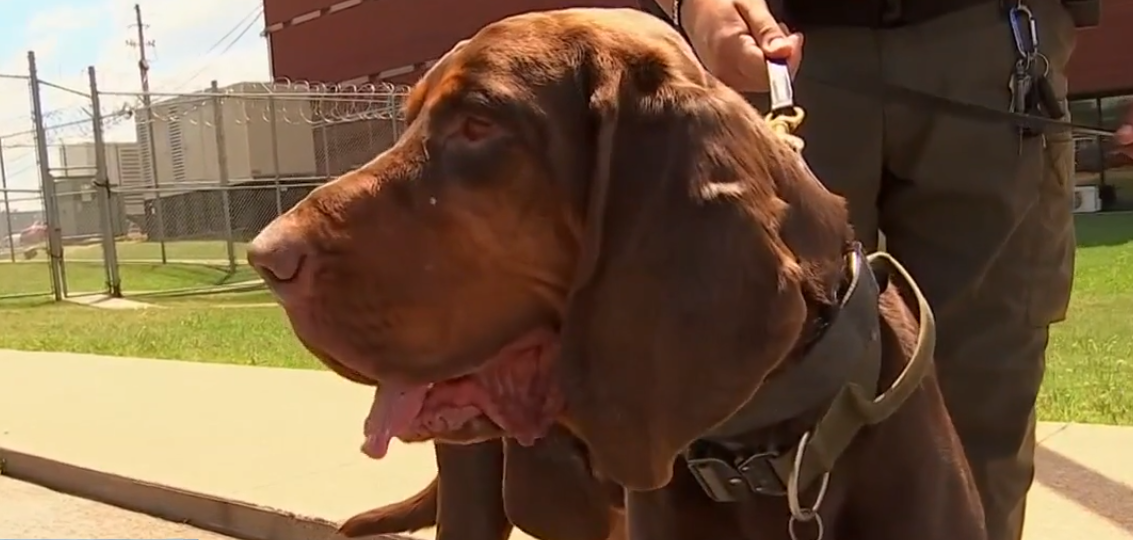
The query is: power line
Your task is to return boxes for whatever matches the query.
[201,4,264,59]
[170,5,264,92]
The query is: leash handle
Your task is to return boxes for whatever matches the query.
[767,59,795,113]
[764,59,807,151]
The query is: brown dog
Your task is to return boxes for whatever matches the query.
[249,8,985,540]
[340,433,623,540]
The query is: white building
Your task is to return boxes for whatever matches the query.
[134,81,320,199]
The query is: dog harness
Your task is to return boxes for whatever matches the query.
[682,61,939,540]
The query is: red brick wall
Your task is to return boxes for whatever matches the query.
[264,0,338,26]
[267,0,638,84]
[266,0,1130,97]
[1066,0,1133,96]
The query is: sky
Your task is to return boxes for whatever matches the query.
[0,0,271,210]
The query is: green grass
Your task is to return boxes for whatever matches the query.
[65,239,251,263]
[1037,213,1133,425]
[0,260,259,297]
[3,239,250,265]
[0,303,317,369]
[0,214,1130,424]
[138,288,275,306]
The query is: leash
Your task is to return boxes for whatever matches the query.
[802,68,1117,139]
[764,59,809,148]
[770,6,1118,140]
[758,63,940,540]
[773,64,1118,139]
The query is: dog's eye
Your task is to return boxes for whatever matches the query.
[457,115,497,142]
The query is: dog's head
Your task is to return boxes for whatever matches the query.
[248,7,850,490]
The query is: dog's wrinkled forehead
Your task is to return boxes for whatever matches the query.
[405,9,704,120]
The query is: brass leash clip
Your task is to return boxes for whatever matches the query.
[764,59,806,152]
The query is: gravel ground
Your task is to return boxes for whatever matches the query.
[0,476,240,540]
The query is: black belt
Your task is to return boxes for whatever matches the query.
[781,0,994,29]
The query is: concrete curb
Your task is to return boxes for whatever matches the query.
[0,447,409,540]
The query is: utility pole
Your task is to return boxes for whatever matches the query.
[127,3,167,264]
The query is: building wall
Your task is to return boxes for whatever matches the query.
[138,82,319,194]
[55,142,143,189]
[245,92,319,178]
[55,142,145,219]
[267,0,1131,97]
[266,0,638,83]
[130,83,323,240]
[264,0,342,28]
[264,0,1133,210]
[1066,0,1133,97]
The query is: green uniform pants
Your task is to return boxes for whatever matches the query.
[791,1,1077,539]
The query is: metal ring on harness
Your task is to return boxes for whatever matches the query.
[786,431,829,540]
[786,430,830,520]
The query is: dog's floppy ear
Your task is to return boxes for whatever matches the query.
[559,47,847,491]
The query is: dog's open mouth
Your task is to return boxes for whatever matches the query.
[361,327,562,459]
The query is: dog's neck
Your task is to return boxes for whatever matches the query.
[739,251,856,450]
[729,160,861,449]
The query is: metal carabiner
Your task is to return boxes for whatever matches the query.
[1008,4,1039,59]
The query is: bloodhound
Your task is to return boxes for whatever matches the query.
[249,8,986,540]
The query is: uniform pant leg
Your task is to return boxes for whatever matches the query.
[791,26,885,250]
[878,3,1078,540]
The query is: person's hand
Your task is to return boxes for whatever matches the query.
[1116,106,1133,158]
[678,0,803,92]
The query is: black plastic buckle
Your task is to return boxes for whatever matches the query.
[685,447,785,502]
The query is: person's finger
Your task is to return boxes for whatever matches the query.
[734,0,790,57]
[770,22,805,76]
[782,33,804,74]
[733,33,771,91]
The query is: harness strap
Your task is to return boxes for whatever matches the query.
[768,252,936,491]
[691,64,938,498]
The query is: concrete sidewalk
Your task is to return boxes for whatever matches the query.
[1,350,1131,540]
[0,477,241,540]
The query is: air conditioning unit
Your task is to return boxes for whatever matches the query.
[1072,185,1100,214]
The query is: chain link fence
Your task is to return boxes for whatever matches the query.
[0,51,410,305]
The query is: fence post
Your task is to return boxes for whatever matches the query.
[389,96,399,141]
[211,80,236,273]
[27,51,65,301]
[140,74,168,265]
[267,93,283,217]
[0,138,16,263]
[320,124,330,177]
[88,66,122,297]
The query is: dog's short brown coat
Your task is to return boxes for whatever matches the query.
[254,8,986,540]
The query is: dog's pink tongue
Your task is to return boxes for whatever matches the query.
[362,384,428,459]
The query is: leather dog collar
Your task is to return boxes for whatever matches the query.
[684,249,936,502]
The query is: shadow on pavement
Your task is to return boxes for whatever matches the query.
[1035,445,1133,533]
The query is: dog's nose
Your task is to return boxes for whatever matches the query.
[247,231,308,285]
